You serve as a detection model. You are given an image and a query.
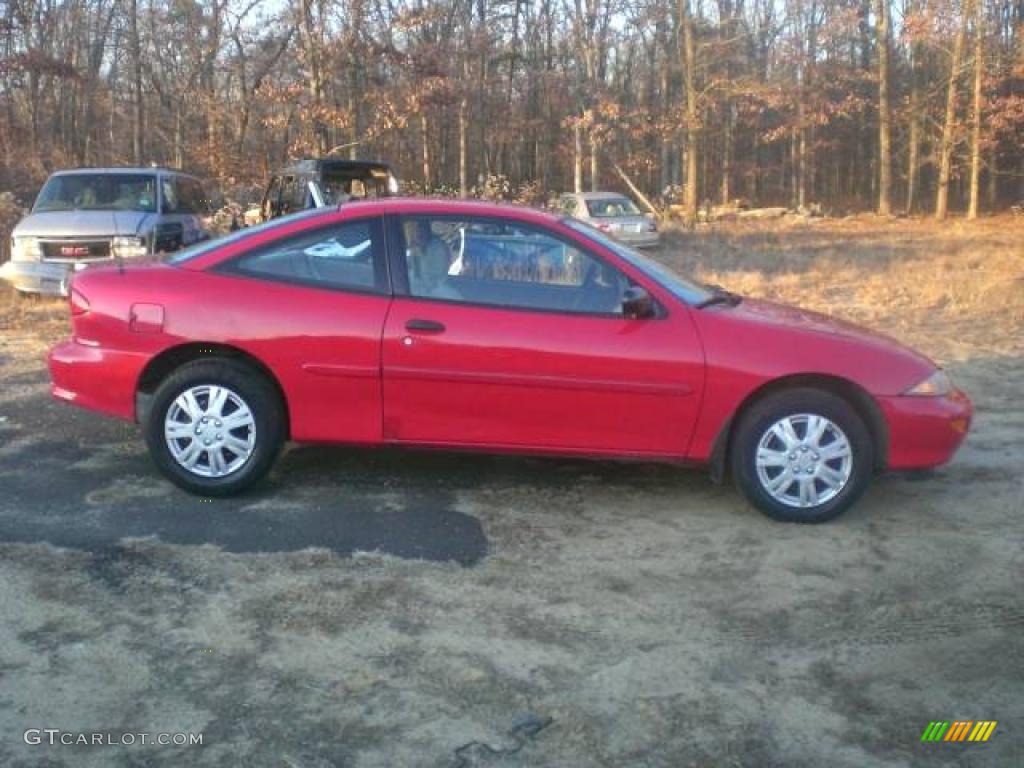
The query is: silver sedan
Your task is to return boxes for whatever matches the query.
[556,192,661,248]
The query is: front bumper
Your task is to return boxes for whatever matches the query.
[0,259,73,296]
[49,339,146,422]
[879,389,973,469]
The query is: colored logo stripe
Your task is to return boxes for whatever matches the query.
[945,721,973,741]
[921,721,997,743]
[969,722,998,742]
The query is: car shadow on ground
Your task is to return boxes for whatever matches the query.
[0,398,493,563]
[0,392,699,567]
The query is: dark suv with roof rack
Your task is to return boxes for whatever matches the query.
[258,159,398,222]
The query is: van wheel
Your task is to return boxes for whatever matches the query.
[730,388,873,523]
[143,359,284,496]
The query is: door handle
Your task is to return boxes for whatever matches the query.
[405,318,446,333]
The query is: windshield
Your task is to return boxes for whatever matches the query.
[34,173,157,213]
[165,208,327,264]
[563,218,714,305]
[585,196,641,218]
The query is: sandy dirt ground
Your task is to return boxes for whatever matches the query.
[0,216,1021,767]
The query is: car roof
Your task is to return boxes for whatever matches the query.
[337,197,562,225]
[574,191,633,200]
[280,158,393,175]
[49,167,200,179]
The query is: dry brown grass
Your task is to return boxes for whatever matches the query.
[0,289,68,375]
[660,214,1024,364]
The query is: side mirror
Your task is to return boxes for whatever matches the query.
[622,285,656,319]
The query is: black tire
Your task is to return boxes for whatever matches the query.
[730,387,874,523]
[143,358,285,496]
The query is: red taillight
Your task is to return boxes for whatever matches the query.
[596,222,612,232]
[70,286,90,316]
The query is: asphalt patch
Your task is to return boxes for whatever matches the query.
[0,401,489,565]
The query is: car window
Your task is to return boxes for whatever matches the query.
[398,215,634,315]
[279,176,306,216]
[173,178,206,214]
[161,179,179,213]
[34,173,157,213]
[262,176,282,219]
[585,196,641,218]
[227,218,386,293]
[563,218,713,305]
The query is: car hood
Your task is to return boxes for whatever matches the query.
[691,296,938,396]
[731,297,925,353]
[12,210,156,238]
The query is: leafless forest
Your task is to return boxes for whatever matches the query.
[0,0,1022,220]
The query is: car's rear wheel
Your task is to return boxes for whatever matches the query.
[730,387,873,522]
[143,359,284,496]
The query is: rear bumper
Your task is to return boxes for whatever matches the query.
[615,231,661,249]
[0,260,71,296]
[879,389,972,469]
[49,339,146,421]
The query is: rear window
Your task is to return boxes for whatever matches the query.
[34,173,157,213]
[165,208,327,265]
[321,169,390,203]
[585,197,640,218]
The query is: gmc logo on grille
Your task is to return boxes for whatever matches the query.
[60,245,90,257]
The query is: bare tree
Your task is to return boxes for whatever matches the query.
[876,0,893,214]
[935,0,970,221]
[679,0,698,225]
[967,0,984,219]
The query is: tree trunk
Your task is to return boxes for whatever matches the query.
[459,96,468,196]
[174,108,183,168]
[967,1,984,219]
[876,0,893,215]
[589,130,599,191]
[129,0,144,164]
[573,119,583,193]
[300,0,326,157]
[936,1,970,221]
[680,0,698,226]
[906,21,922,214]
[421,113,431,189]
[721,101,732,205]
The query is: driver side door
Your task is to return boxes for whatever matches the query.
[381,214,705,457]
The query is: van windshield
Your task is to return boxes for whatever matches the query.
[34,174,158,213]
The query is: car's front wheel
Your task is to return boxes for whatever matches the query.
[730,388,874,522]
[143,359,285,496]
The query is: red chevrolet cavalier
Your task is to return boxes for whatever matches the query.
[49,199,971,522]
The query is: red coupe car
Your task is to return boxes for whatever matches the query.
[48,198,972,522]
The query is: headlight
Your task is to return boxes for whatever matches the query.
[111,236,148,259]
[12,236,42,262]
[904,369,953,397]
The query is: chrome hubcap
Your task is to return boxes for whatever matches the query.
[755,414,853,509]
[164,385,256,478]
